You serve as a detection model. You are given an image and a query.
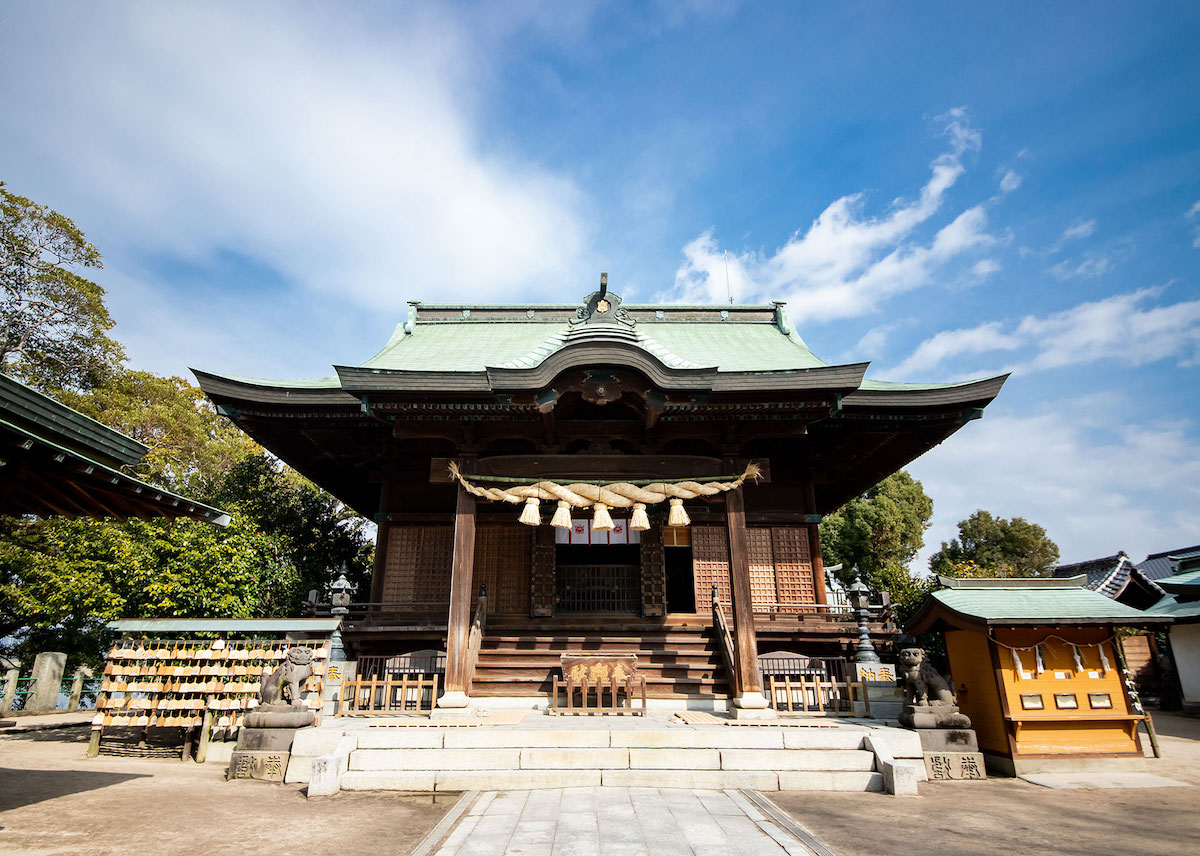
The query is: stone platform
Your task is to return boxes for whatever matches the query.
[283,710,925,796]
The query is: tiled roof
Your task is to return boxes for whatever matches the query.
[1139,546,1200,580]
[932,586,1161,623]
[1052,553,1164,601]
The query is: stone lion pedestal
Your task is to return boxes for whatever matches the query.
[898,647,986,781]
[227,647,317,782]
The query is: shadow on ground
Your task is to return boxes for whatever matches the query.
[0,767,152,812]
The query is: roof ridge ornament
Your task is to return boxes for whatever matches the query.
[570,272,636,328]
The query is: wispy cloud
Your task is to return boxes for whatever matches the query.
[1188,201,1200,248]
[1049,254,1111,280]
[0,3,589,311]
[1060,219,1097,242]
[669,108,994,319]
[999,169,1022,193]
[889,287,1200,377]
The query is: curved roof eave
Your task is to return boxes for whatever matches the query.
[843,374,1009,408]
[191,368,354,406]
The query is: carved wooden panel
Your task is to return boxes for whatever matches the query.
[382,526,452,607]
[472,524,532,615]
[772,526,815,606]
[692,526,731,609]
[640,524,666,617]
[748,528,778,607]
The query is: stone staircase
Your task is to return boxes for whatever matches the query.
[470,618,730,700]
[306,721,923,794]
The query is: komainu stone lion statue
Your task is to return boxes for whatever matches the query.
[900,647,956,707]
[259,647,315,708]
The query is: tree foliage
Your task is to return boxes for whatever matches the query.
[928,510,1060,578]
[819,471,935,620]
[0,181,125,392]
[56,369,261,496]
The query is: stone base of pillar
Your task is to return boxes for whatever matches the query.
[432,691,473,717]
[731,692,776,720]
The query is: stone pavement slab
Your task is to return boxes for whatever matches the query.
[429,788,820,856]
[1020,772,1189,789]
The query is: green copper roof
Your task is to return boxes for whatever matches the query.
[930,586,1160,623]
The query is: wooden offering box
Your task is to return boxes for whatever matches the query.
[908,575,1171,776]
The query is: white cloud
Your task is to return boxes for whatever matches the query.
[670,109,994,319]
[0,4,589,312]
[999,169,1022,193]
[1060,219,1097,242]
[971,258,1001,278]
[910,404,1200,567]
[1188,201,1200,248]
[887,287,1200,378]
[1049,254,1111,280]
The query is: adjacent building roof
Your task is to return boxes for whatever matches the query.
[907,574,1172,634]
[107,618,342,633]
[1139,546,1200,580]
[1051,551,1163,608]
[0,372,229,525]
[1145,570,1200,624]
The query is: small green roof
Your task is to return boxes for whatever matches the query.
[107,618,342,633]
[907,575,1171,633]
[1146,569,1200,623]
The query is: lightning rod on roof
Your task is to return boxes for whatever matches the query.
[724,250,733,305]
[599,272,607,297]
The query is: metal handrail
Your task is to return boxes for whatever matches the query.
[711,584,741,697]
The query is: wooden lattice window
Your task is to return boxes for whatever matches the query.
[472,525,533,615]
[748,528,778,607]
[692,526,731,608]
[771,527,815,605]
[382,526,452,606]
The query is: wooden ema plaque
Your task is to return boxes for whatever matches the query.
[551,653,646,715]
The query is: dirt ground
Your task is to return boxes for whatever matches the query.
[0,725,454,856]
[771,711,1200,856]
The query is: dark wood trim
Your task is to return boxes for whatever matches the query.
[809,523,828,607]
[369,522,391,604]
[443,484,477,695]
[724,485,762,695]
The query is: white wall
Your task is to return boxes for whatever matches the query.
[1170,623,1200,712]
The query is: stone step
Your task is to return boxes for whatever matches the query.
[338,768,884,792]
[353,726,875,751]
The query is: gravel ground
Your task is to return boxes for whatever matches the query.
[0,725,454,856]
[770,711,1200,856]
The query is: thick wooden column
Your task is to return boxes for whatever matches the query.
[439,484,476,708]
[725,487,770,715]
[809,523,829,608]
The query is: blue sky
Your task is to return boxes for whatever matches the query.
[2,2,1197,568]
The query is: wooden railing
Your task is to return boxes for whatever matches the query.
[764,673,870,716]
[712,584,741,697]
[341,673,440,715]
[308,601,448,627]
[465,588,488,690]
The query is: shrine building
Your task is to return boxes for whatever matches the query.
[195,282,1006,715]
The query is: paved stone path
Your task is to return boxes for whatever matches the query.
[431,787,820,856]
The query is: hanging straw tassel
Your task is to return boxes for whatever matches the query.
[667,497,690,527]
[592,503,614,532]
[630,503,650,531]
[518,497,541,526]
[550,500,572,529]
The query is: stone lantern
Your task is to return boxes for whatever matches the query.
[848,567,881,665]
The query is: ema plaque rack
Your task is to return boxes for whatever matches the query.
[88,637,328,760]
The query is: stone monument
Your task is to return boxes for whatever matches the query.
[227,647,316,782]
[897,647,986,780]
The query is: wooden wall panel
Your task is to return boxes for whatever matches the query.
[771,527,816,605]
[692,526,731,609]
[472,524,533,615]
[382,525,452,606]
[748,528,778,608]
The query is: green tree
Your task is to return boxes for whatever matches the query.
[928,510,1060,578]
[819,470,934,619]
[0,515,300,669]
[0,181,125,392]
[56,369,261,496]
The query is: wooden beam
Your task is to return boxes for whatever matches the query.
[808,523,828,607]
[724,485,763,696]
[369,522,391,604]
[441,483,477,701]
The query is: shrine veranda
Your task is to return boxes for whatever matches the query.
[193,286,1006,715]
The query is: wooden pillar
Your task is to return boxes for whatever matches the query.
[725,487,771,716]
[369,521,391,604]
[439,485,476,708]
[531,525,557,617]
[809,523,828,608]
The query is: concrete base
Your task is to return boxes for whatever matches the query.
[914,727,979,753]
[731,706,778,720]
[899,703,971,729]
[236,726,300,753]
[436,691,471,709]
[984,751,1149,777]
[227,750,290,781]
[243,704,314,729]
[430,704,477,719]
